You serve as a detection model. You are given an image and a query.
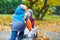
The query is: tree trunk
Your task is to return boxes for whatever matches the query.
[40,4,49,20]
[34,11,40,20]
[39,0,49,20]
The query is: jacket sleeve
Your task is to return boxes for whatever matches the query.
[26,19,32,31]
[24,15,32,31]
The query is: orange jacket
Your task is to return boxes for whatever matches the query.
[24,16,32,31]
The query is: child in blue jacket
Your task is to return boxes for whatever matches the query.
[10,4,28,40]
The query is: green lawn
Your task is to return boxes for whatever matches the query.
[0,14,13,18]
[0,14,60,21]
[0,14,12,17]
[44,15,60,21]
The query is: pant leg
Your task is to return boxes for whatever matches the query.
[10,31,18,40]
[18,31,24,40]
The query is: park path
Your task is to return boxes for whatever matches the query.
[0,29,60,40]
[38,30,60,40]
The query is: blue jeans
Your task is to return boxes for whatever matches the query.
[10,31,24,40]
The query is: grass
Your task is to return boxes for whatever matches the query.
[1,14,59,21]
[0,14,60,21]
[44,15,60,21]
[0,14,12,17]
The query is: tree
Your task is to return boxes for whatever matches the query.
[23,0,60,20]
[0,0,22,14]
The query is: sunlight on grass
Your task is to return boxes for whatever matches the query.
[44,15,60,21]
[0,14,13,17]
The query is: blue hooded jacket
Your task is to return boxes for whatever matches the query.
[12,6,25,23]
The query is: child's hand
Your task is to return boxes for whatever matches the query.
[24,21,26,23]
